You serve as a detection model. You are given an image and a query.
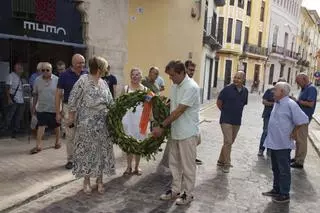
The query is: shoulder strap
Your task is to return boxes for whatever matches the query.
[124,85,129,94]
[12,78,22,98]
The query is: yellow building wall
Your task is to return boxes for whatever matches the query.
[125,0,204,96]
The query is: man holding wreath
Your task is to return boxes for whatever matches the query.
[152,60,200,205]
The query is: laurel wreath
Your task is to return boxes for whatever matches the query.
[107,90,170,160]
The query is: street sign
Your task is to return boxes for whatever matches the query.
[314,71,320,79]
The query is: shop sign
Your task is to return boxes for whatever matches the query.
[23,21,67,36]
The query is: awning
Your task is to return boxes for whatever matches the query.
[0,33,86,48]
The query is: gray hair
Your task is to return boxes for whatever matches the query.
[276,82,291,96]
[296,72,309,80]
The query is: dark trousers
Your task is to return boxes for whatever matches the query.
[259,117,269,151]
[5,103,25,132]
[271,149,291,196]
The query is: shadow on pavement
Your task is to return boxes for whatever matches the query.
[37,171,180,213]
[263,201,289,213]
[291,169,317,203]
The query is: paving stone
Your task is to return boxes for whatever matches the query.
[6,94,320,213]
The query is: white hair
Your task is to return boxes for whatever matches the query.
[36,62,43,71]
[276,82,291,96]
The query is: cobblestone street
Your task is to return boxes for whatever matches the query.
[6,94,320,213]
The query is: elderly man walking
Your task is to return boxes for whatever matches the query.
[55,54,87,169]
[152,60,200,205]
[291,73,318,169]
[216,71,248,173]
[30,62,60,154]
[262,82,309,203]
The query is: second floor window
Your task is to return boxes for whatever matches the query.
[244,27,249,44]
[247,0,252,16]
[260,1,265,22]
[217,17,224,44]
[238,0,244,9]
[235,20,242,44]
[12,0,35,19]
[227,18,233,43]
[230,0,235,6]
[258,32,263,47]
[272,26,279,46]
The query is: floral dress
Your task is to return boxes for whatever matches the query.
[68,74,115,178]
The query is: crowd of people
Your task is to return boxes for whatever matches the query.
[0,52,318,205]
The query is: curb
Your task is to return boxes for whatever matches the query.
[308,130,320,159]
[309,115,320,158]
[0,179,76,213]
[313,115,320,126]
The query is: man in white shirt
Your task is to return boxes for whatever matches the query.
[3,62,25,137]
[153,60,200,205]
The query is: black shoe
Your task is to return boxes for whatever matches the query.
[262,189,280,197]
[65,162,73,169]
[195,159,203,165]
[290,158,296,163]
[290,162,303,169]
[272,195,290,203]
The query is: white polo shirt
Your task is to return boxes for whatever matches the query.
[170,75,200,140]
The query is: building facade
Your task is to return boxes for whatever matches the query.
[216,0,271,93]
[125,0,225,100]
[200,0,224,102]
[265,0,302,89]
[0,0,129,127]
[296,7,320,83]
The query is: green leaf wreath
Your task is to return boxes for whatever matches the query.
[107,90,170,160]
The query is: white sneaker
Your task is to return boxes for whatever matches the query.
[176,193,194,205]
[160,190,180,200]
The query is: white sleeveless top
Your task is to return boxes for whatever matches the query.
[122,85,149,140]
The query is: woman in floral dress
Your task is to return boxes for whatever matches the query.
[68,56,115,194]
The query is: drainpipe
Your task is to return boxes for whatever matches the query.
[195,0,202,21]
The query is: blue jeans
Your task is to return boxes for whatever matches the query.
[271,149,291,196]
[259,117,269,151]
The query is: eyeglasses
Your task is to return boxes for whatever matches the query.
[41,69,51,72]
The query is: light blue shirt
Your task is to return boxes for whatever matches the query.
[264,96,309,150]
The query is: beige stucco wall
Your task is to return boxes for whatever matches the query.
[125,0,204,97]
[76,0,129,89]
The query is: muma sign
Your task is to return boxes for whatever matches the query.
[23,21,67,36]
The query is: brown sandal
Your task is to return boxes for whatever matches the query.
[133,168,142,176]
[30,147,42,154]
[54,143,61,149]
[123,168,132,176]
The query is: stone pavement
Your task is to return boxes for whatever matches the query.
[6,94,320,213]
[0,100,215,212]
[0,133,124,212]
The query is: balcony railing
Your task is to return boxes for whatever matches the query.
[271,45,284,54]
[203,18,222,51]
[271,45,299,59]
[243,43,268,56]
